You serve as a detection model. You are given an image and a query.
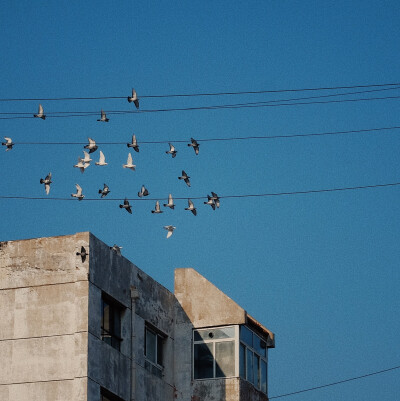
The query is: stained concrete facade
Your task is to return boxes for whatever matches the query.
[0,232,274,401]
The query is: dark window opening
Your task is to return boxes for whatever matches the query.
[101,293,123,351]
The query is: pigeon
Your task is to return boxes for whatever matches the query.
[76,246,88,263]
[151,201,163,214]
[95,150,107,166]
[185,199,197,216]
[163,194,175,210]
[178,170,191,187]
[127,134,139,152]
[71,184,84,201]
[40,172,52,195]
[110,244,122,255]
[97,109,109,122]
[127,88,139,109]
[123,153,136,170]
[73,157,89,173]
[82,151,92,164]
[138,185,149,197]
[84,138,98,154]
[99,183,110,198]
[33,104,46,120]
[204,195,216,210]
[119,198,132,214]
[2,137,14,151]
[211,191,220,208]
[166,143,177,158]
[164,225,176,239]
[188,137,200,155]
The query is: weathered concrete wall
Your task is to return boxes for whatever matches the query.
[192,378,240,401]
[0,233,90,401]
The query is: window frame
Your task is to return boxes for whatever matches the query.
[101,293,124,351]
[144,324,165,370]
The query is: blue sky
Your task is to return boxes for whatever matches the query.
[1,1,399,400]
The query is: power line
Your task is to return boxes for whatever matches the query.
[0,81,399,102]
[10,126,400,146]
[1,182,399,202]
[269,365,400,399]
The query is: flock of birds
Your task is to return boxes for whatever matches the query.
[2,89,220,239]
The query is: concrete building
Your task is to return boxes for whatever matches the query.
[0,232,275,401]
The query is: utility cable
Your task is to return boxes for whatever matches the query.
[269,365,400,399]
[0,81,399,102]
[1,182,399,202]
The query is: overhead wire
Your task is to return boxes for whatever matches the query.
[1,182,399,202]
[269,365,400,399]
[0,81,400,102]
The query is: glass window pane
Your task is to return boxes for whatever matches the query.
[261,360,267,394]
[113,307,121,338]
[195,326,235,341]
[240,326,253,347]
[157,336,163,366]
[239,343,246,379]
[253,354,260,388]
[246,348,253,383]
[253,335,267,358]
[146,329,156,363]
[215,341,235,377]
[102,301,110,331]
[194,343,214,379]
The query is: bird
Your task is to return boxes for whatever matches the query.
[71,184,84,201]
[40,172,52,195]
[76,246,88,263]
[98,183,110,198]
[82,151,92,164]
[188,137,200,155]
[151,201,163,214]
[2,137,14,151]
[73,157,89,173]
[138,185,149,197]
[164,225,176,239]
[178,170,191,187]
[123,153,136,170]
[110,244,122,255]
[166,143,177,158]
[204,195,216,210]
[127,134,139,152]
[185,199,197,216]
[84,138,98,153]
[97,109,109,122]
[211,191,220,208]
[163,194,175,210]
[119,198,132,214]
[127,88,139,109]
[95,150,107,166]
[33,104,46,120]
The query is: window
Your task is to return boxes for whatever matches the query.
[101,293,123,351]
[100,387,125,401]
[145,325,164,368]
[193,326,235,379]
[239,325,268,394]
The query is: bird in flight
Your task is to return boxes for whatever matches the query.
[138,185,149,197]
[2,137,14,151]
[73,157,89,173]
[188,138,200,155]
[95,150,107,166]
[119,198,132,214]
[127,134,140,152]
[34,104,46,120]
[97,109,109,122]
[204,195,216,210]
[76,246,88,263]
[110,244,122,255]
[163,194,175,210]
[123,153,136,170]
[211,191,220,208]
[99,183,110,198]
[164,225,176,239]
[71,184,84,201]
[40,172,52,195]
[82,151,92,164]
[151,201,163,214]
[84,138,98,153]
[185,199,197,216]
[166,143,177,158]
[178,170,191,187]
[127,88,140,109]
